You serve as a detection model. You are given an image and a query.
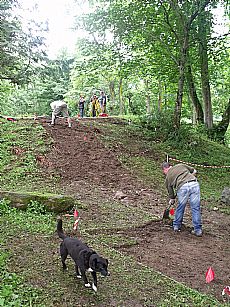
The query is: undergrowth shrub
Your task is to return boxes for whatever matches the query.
[136,111,201,149]
[137,111,175,141]
[0,199,11,215]
[0,199,55,234]
[26,200,48,215]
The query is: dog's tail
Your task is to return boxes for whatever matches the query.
[57,219,66,240]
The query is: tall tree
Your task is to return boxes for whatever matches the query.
[73,0,229,132]
[198,10,213,129]
[0,0,47,84]
[186,59,204,124]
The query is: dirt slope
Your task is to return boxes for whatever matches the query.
[40,117,230,302]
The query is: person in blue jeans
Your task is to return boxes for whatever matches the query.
[162,161,202,237]
[79,95,85,118]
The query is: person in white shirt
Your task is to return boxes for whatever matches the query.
[50,95,71,128]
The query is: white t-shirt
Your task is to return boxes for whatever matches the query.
[50,100,66,110]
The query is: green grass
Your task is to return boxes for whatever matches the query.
[0,119,56,193]
[80,199,156,232]
[0,200,54,307]
[0,261,44,307]
[0,201,223,306]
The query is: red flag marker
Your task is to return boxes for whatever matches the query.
[222,286,230,297]
[73,219,79,230]
[73,209,80,230]
[169,208,175,216]
[74,209,79,219]
[206,267,215,283]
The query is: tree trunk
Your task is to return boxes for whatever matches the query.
[109,80,115,105]
[127,93,136,114]
[144,79,151,114]
[198,12,213,129]
[118,78,124,115]
[186,63,204,124]
[174,30,189,129]
[211,99,230,143]
[158,80,163,112]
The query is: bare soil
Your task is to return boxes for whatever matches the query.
[33,117,230,302]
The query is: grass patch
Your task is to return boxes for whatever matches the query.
[0,199,56,235]
[0,254,44,307]
[0,119,56,193]
[0,202,223,306]
[80,199,156,231]
[0,199,55,306]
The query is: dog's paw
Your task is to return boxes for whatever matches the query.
[92,283,97,292]
[87,268,93,272]
[84,283,91,288]
[76,275,81,279]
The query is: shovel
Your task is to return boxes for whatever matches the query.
[162,203,175,220]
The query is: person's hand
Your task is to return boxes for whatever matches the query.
[169,199,175,206]
[192,169,197,176]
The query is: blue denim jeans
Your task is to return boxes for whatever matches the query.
[173,181,202,232]
[79,108,84,118]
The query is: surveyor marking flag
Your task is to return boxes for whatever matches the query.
[74,209,79,219]
[73,209,80,231]
[205,267,215,283]
[222,286,230,296]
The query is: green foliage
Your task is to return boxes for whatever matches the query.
[0,0,47,85]
[0,198,55,235]
[0,265,43,307]
[0,54,74,116]
[26,200,48,215]
[0,199,11,215]
[137,110,175,141]
[71,0,230,134]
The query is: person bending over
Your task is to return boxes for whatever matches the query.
[50,95,71,128]
[162,161,202,237]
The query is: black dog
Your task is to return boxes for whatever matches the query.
[57,219,109,292]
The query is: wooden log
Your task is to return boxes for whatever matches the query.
[0,190,81,213]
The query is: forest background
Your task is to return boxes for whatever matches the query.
[0,0,229,145]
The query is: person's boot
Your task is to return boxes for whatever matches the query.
[191,229,203,237]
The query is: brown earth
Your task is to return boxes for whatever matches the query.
[38,117,230,303]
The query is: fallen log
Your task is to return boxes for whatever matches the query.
[0,190,81,213]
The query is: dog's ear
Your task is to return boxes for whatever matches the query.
[89,254,98,270]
